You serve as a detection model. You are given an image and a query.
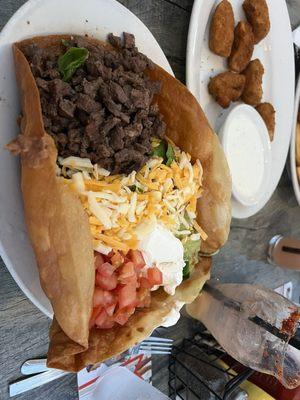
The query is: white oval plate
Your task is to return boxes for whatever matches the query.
[186,0,295,219]
[290,75,300,206]
[0,0,172,317]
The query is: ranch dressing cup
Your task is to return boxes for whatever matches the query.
[219,105,271,206]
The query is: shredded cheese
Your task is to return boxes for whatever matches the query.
[87,192,112,229]
[59,141,206,251]
[72,172,85,193]
[193,220,208,241]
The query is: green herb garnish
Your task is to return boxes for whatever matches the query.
[152,141,166,159]
[58,47,89,81]
[166,142,175,166]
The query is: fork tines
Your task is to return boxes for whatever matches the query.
[142,337,173,343]
[139,337,173,355]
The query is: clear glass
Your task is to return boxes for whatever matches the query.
[187,284,300,389]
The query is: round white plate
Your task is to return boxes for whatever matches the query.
[0,0,172,317]
[186,0,295,219]
[290,75,300,206]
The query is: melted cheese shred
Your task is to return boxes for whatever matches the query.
[58,144,206,254]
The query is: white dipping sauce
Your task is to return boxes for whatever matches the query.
[225,113,265,203]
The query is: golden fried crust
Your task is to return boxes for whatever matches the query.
[243,0,270,44]
[241,59,264,106]
[209,0,235,57]
[228,21,254,73]
[256,102,276,141]
[208,71,246,108]
[147,66,232,254]
[12,43,95,348]
[11,35,231,371]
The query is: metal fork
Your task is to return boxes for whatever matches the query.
[20,337,173,375]
[9,337,173,397]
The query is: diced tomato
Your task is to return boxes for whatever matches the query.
[94,253,105,269]
[128,250,145,270]
[95,309,115,329]
[93,287,115,307]
[118,262,138,285]
[97,262,115,277]
[139,277,151,289]
[105,303,117,317]
[117,283,137,309]
[98,319,115,329]
[114,306,135,326]
[96,271,118,290]
[136,287,151,308]
[92,247,154,330]
[120,274,138,285]
[95,308,107,326]
[119,262,135,279]
[89,306,102,329]
[147,267,163,286]
[110,251,125,268]
[123,256,131,264]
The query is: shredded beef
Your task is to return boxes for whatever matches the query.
[58,99,76,118]
[24,32,166,174]
[107,33,122,49]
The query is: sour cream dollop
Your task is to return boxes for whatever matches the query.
[138,224,185,295]
[161,301,184,327]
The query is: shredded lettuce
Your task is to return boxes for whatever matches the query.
[183,238,201,279]
[151,140,175,166]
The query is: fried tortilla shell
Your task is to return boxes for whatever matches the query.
[147,66,232,253]
[10,35,231,371]
[10,44,95,349]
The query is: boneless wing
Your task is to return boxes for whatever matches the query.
[208,71,246,108]
[242,59,264,106]
[228,21,254,73]
[243,0,270,44]
[256,102,276,141]
[209,0,235,57]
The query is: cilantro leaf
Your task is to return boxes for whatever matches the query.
[58,47,89,82]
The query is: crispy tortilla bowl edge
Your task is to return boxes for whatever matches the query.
[11,34,231,371]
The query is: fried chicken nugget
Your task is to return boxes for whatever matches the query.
[208,71,246,109]
[228,21,254,73]
[209,0,235,57]
[243,0,270,44]
[256,102,276,141]
[241,59,264,106]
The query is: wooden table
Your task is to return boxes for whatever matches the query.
[1,1,300,399]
